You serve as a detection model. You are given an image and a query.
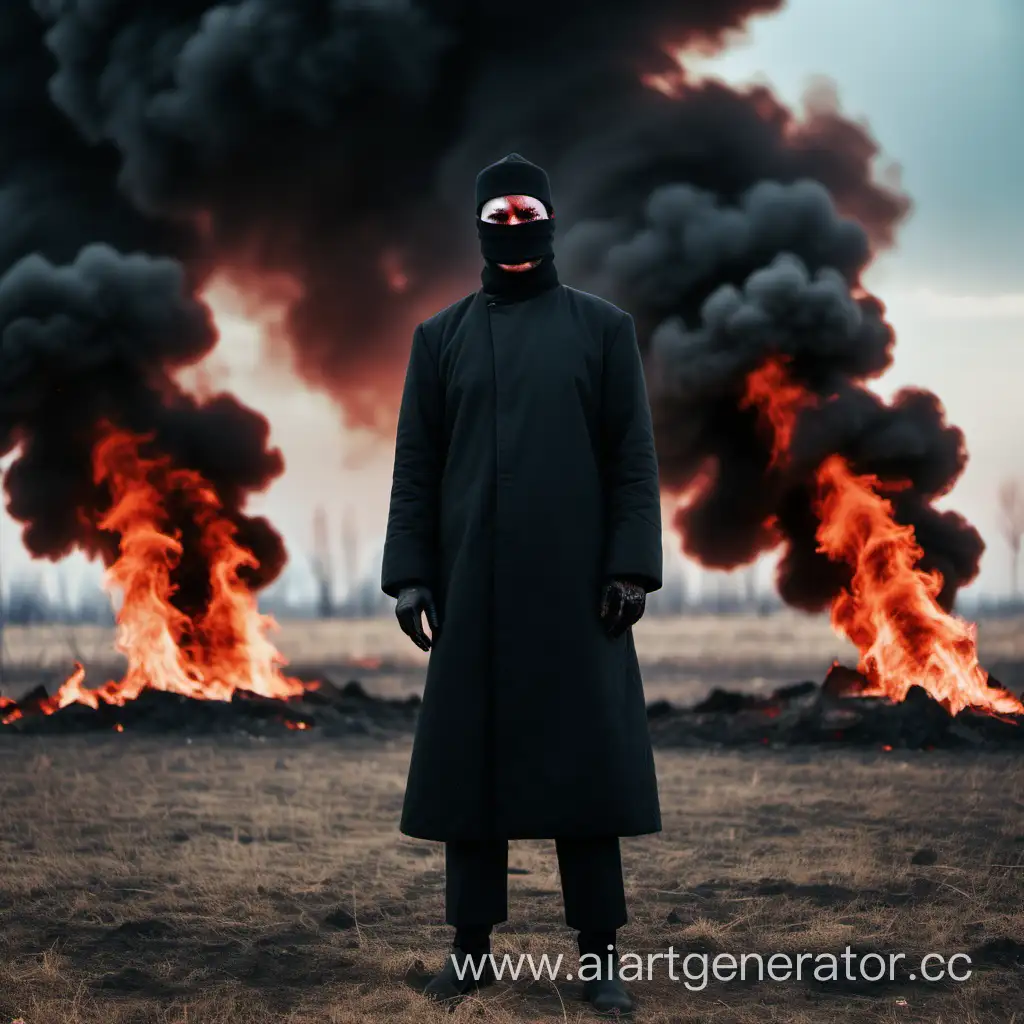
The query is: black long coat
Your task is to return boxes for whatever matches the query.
[381,283,663,841]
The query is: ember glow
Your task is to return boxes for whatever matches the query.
[1,427,304,726]
[743,359,1024,717]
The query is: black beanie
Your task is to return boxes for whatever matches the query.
[475,153,552,214]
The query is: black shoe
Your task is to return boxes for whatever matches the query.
[423,947,495,1003]
[582,974,635,1016]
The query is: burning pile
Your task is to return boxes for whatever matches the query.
[0,244,298,728]
[738,358,1023,718]
[645,675,1024,751]
[562,167,1017,724]
[745,358,1022,719]
[0,0,1016,732]
[1,426,302,727]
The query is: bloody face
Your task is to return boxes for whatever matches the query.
[479,195,550,271]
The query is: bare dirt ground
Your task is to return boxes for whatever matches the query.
[0,615,1022,1023]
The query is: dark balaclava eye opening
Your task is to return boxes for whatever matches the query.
[475,153,555,266]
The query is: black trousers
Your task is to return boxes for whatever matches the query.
[445,837,627,931]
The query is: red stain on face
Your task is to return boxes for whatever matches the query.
[480,194,548,225]
[479,194,550,270]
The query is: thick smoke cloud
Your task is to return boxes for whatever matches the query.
[563,181,981,609]
[21,0,808,425]
[0,244,286,599]
[0,5,285,600]
[1,0,982,608]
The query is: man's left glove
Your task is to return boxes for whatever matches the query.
[395,584,440,652]
[599,579,647,638]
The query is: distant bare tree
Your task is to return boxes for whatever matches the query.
[743,564,758,609]
[312,506,334,618]
[998,478,1024,598]
[340,505,360,617]
[6,569,51,624]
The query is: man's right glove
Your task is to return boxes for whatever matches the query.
[395,584,440,652]
[599,578,647,638]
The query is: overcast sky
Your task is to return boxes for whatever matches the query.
[4,0,1022,604]
[720,0,1023,290]
[700,0,1024,597]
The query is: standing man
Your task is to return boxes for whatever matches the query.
[381,153,662,1014]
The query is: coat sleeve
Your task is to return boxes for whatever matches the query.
[601,312,663,593]
[381,323,443,598]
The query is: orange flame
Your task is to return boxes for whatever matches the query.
[0,695,22,725]
[739,357,809,467]
[35,426,305,715]
[743,358,1024,717]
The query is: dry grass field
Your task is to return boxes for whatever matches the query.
[3,611,1024,702]
[0,615,1022,1023]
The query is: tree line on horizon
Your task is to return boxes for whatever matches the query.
[1,479,1023,627]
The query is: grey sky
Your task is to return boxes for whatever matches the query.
[705,0,1024,288]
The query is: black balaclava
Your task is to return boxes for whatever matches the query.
[475,153,559,301]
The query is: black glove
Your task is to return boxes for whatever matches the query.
[395,584,440,652]
[599,579,646,638]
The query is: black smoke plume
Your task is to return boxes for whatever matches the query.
[563,178,981,610]
[15,0,810,425]
[0,243,286,600]
[0,4,285,598]
[2,0,982,609]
